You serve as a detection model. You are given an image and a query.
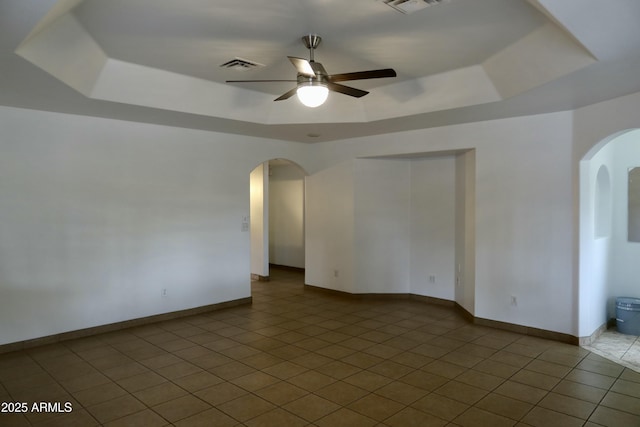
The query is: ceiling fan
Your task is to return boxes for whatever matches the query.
[226,35,397,107]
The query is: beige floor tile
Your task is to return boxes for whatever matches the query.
[454,407,516,427]
[538,392,597,419]
[489,350,533,368]
[315,407,379,427]
[348,393,404,421]
[454,369,505,391]
[600,390,640,416]
[72,382,128,407]
[136,353,182,370]
[389,351,433,368]
[565,368,617,389]
[245,408,308,427]
[230,371,280,392]
[411,393,469,421]
[494,380,548,404]
[172,370,224,392]
[398,370,448,391]
[86,394,147,424]
[173,407,237,427]
[287,370,337,391]
[208,360,256,380]
[610,377,640,399]
[103,409,168,427]
[411,344,450,359]
[315,359,362,379]
[421,360,467,379]
[343,370,393,391]
[375,380,429,405]
[620,368,640,383]
[315,380,369,405]
[521,406,586,427]
[589,405,640,427]
[576,358,625,378]
[254,381,309,405]
[102,362,149,381]
[524,359,572,378]
[4,268,640,427]
[368,360,414,379]
[475,393,532,420]
[116,370,167,393]
[341,351,384,369]
[537,349,585,367]
[30,408,100,427]
[194,381,247,406]
[283,393,341,422]
[510,369,561,391]
[217,393,275,422]
[290,352,333,369]
[384,406,447,427]
[152,394,210,423]
[10,381,69,402]
[134,382,189,406]
[552,379,607,404]
[473,359,521,378]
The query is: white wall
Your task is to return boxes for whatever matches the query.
[410,156,456,300]
[268,163,305,268]
[455,150,476,314]
[579,145,614,336]
[578,129,640,336]
[306,112,575,335]
[354,159,411,294]
[0,106,306,345]
[4,90,640,345]
[305,161,355,292]
[574,92,640,337]
[250,162,268,276]
[610,131,640,309]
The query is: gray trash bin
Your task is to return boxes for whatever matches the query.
[616,297,640,336]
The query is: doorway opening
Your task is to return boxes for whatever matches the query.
[579,128,640,370]
[249,159,306,281]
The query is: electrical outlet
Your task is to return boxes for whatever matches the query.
[333,269,339,278]
[429,275,436,283]
[510,295,517,306]
[162,288,168,297]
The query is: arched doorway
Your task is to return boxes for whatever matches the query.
[579,129,640,369]
[249,159,307,281]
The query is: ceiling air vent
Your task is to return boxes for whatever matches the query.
[380,0,449,14]
[219,57,264,71]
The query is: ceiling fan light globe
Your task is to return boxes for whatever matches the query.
[296,84,328,108]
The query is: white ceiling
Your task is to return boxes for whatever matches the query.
[2,0,640,142]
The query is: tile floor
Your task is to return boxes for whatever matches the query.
[583,329,640,373]
[1,267,640,426]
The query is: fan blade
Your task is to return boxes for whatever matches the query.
[274,87,298,101]
[226,79,296,83]
[310,61,328,76]
[326,82,369,98]
[288,57,316,77]
[327,68,396,82]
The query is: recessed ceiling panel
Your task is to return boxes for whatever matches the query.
[72,0,547,93]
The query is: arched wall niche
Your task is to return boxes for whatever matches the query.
[594,165,612,239]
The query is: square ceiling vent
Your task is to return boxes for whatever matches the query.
[219,57,264,71]
[380,0,449,14]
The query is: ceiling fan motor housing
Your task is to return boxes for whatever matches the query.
[302,34,322,51]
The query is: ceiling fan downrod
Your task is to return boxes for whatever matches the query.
[302,34,322,62]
